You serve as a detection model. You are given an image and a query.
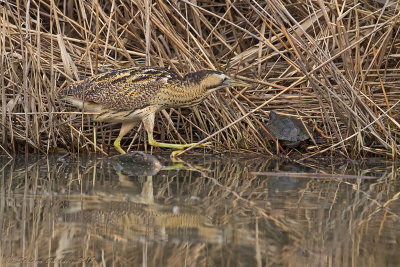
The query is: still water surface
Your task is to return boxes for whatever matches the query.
[0,153,399,266]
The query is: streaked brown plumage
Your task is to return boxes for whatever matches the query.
[59,66,249,154]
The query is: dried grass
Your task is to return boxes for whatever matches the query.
[1,0,400,158]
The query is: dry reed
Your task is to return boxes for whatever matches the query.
[1,0,400,158]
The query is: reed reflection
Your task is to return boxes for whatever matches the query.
[0,154,399,266]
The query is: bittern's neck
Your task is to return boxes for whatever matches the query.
[178,81,210,107]
[159,79,209,108]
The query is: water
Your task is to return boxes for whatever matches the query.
[0,153,399,266]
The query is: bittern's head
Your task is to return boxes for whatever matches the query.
[184,70,249,93]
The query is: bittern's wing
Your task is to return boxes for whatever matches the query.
[61,67,180,111]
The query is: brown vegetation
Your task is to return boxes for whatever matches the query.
[1,0,400,158]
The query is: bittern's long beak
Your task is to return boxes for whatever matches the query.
[227,78,251,87]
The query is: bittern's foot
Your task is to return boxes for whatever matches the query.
[171,150,184,159]
[114,137,127,154]
[169,142,212,160]
[148,134,211,150]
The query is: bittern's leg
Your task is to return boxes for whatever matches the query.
[142,113,211,151]
[114,122,137,154]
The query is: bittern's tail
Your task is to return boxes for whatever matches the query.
[57,80,86,100]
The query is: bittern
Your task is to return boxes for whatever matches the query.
[59,66,249,154]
